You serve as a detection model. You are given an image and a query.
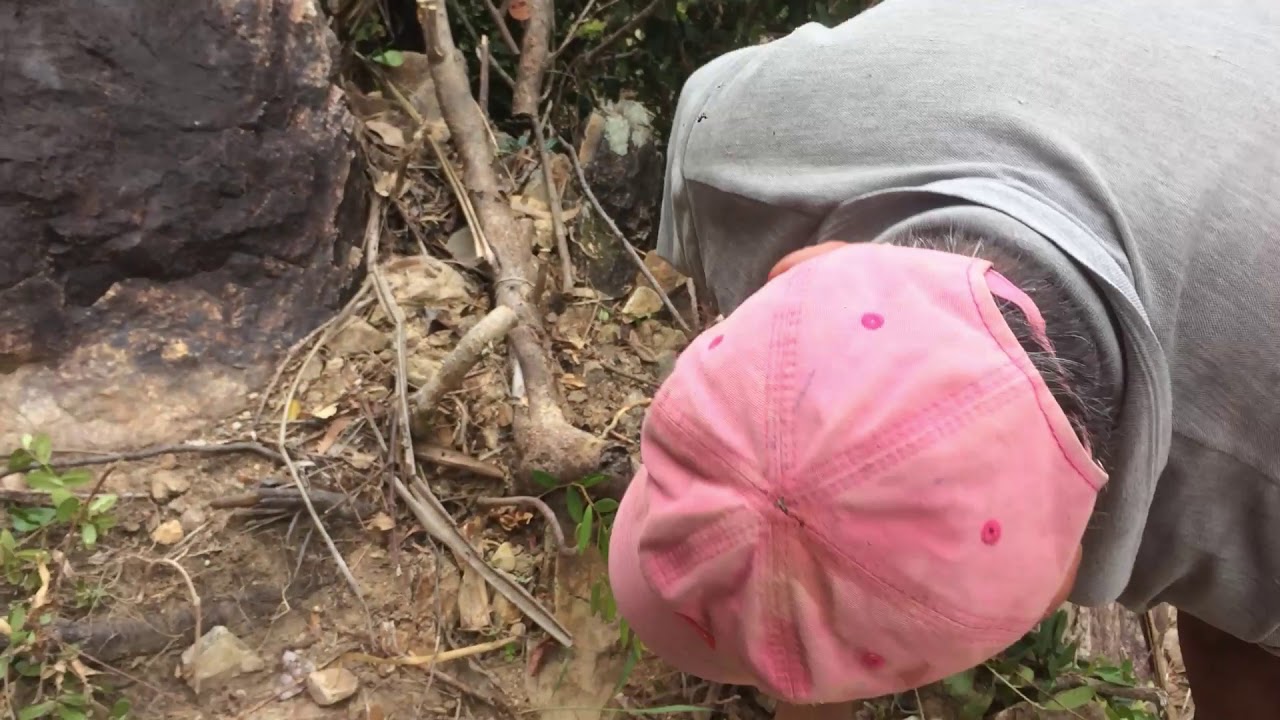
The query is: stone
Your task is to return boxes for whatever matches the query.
[638,251,687,295]
[621,286,663,319]
[180,625,266,690]
[0,0,366,453]
[151,519,184,546]
[329,317,388,357]
[574,100,664,297]
[179,506,208,531]
[305,667,359,706]
[149,470,191,503]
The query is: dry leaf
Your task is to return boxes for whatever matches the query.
[315,415,354,455]
[346,451,377,470]
[30,556,51,611]
[311,403,339,420]
[492,508,534,532]
[560,373,587,390]
[364,119,406,148]
[367,512,396,532]
[0,617,11,637]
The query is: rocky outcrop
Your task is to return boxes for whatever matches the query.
[0,0,366,449]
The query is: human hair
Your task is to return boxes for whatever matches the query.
[890,230,1119,468]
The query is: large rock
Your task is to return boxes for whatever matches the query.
[574,99,664,297]
[0,0,365,450]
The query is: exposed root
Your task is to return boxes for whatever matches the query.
[417,0,608,493]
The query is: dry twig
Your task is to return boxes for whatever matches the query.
[475,495,572,554]
[578,0,662,66]
[531,118,574,293]
[364,195,572,646]
[126,556,202,694]
[415,443,505,479]
[560,132,692,335]
[275,271,372,624]
[480,0,520,54]
[511,0,553,118]
[411,305,519,427]
[252,281,374,434]
[0,441,284,482]
[343,633,520,667]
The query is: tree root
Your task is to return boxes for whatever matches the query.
[416,0,609,493]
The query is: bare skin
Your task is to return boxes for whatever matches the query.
[766,241,1280,720]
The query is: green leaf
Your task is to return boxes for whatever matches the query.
[566,488,585,523]
[372,49,405,66]
[10,603,28,631]
[55,495,80,522]
[942,669,976,698]
[24,468,62,492]
[1090,662,1133,686]
[577,473,607,488]
[58,469,93,488]
[1047,685,1096,711]
[578,19,607,39]
[1,530,16,550]
[593,498,620,515]
[7,448,33,472]
[532,470,559,489]
[88,494,119,516]
[29,434,52,465]
[15,658,44,677]
[590,581,603,613]
[18,701,57,720]
[56,707,88,720]
[58,693,88,708]
[11,506,57,532]
[81,523,98,548]
[1014,664,1036,685]
[576,507,594,552]
[108,699,132,719]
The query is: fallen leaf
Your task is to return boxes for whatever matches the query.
[311,403,339,420]
[315,415,355,455]
[30,556,51,611]
[365,119,407,148]
[367,512,395,532]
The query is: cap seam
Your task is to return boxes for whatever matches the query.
[794,374,1035,634]
[966,263,1104,492]
[651,377,1032,635]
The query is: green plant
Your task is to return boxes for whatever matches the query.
[532,470,644,685]
[7,435,117,549]
[3,434,130,719]
[940,609,1161,720]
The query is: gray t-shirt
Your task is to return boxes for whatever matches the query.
[657,0,1280,648]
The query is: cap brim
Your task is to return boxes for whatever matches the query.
[609,466,754,685]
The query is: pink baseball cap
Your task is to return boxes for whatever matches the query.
[609,242,1107,704]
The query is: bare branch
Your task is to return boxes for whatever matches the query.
[511,0,553,117]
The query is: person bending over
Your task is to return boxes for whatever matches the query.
[606,2,1280,718]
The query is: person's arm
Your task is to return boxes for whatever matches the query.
[773,700,855,720]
